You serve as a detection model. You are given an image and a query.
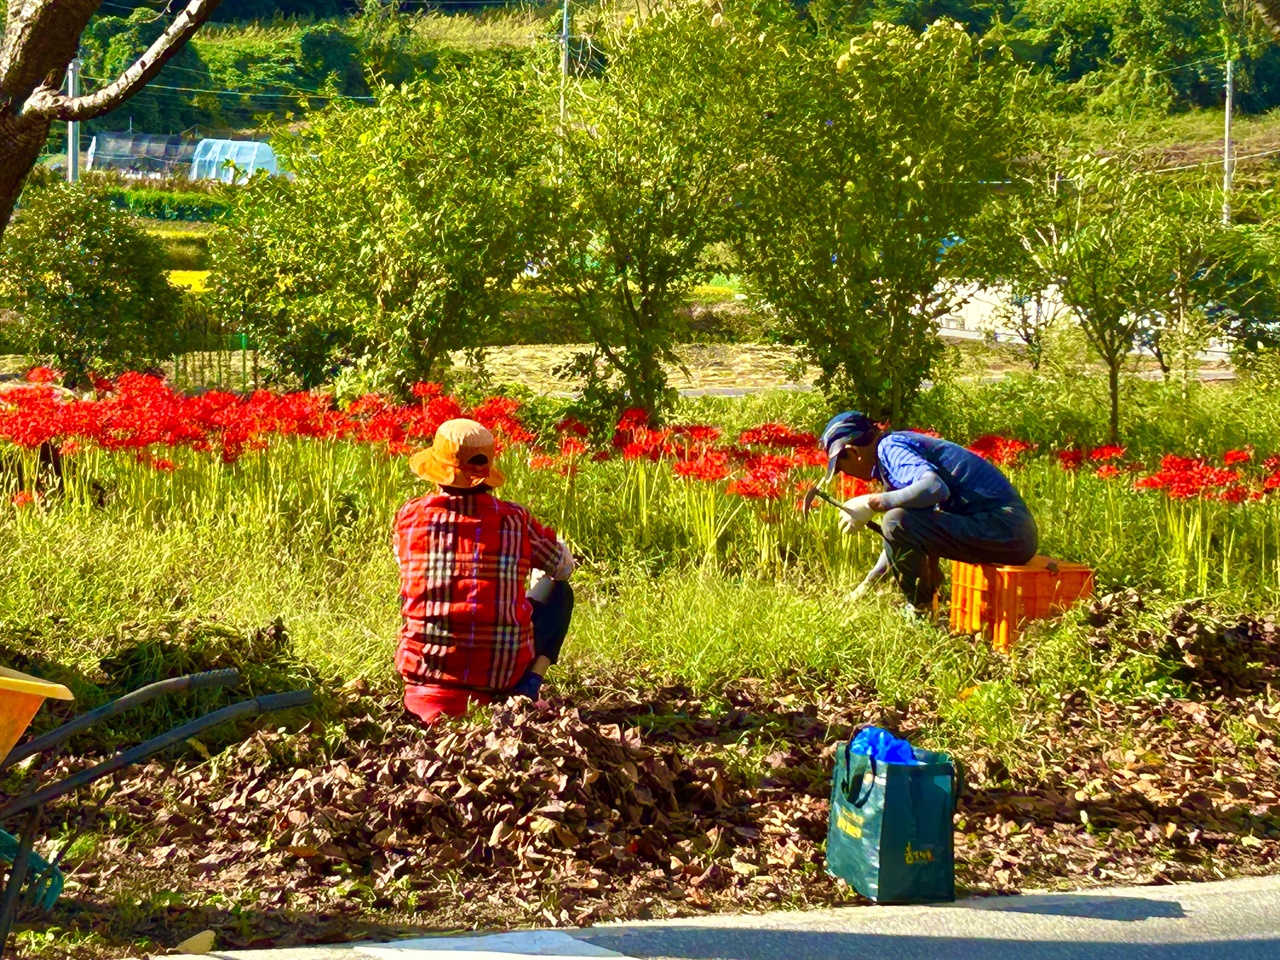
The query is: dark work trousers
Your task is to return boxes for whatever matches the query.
[881,505,1039,610]
[531,580,574,665]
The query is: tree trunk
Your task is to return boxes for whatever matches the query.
[1108,358,1121,445]
[0,0,225,241]
[0,114,50,233]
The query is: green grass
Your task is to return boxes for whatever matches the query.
[4,372,1280,771]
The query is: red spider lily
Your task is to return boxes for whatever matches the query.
[967,434,1035,466]
[559,436,587,458]
[529,453,557,470]
[60,440,81,456]
[0,373,536,466]
[738,423,817,448]
[1133,455,1240,499]
[726,476,784,500]
[1219,484,1249,503]
[1222,448,1252,466]
[152,458,178,472]
[88,372,114,393]
[726,451,794,500]
[555,416,590,438]
[25,366,60,385]
[1057,449,1084,471]
[673,450,730,483]
[672,424,722,444]
[411,382,442,399]
[347,393,389,416]
[838,475,874,499]
[620,427,672,462]
[617,408,649,429]
[791,446,829,468]
[11,491,34,507]
[1094,464,1123,480]
[591,450,610,462]
[1088,445,1127,462]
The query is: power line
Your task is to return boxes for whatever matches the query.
[82,73,377,101]
[1150,146,1280,175]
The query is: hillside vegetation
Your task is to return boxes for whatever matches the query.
[69,1,1280,141]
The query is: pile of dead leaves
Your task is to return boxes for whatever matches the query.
[5,599,1280,958]
[26,692,835,950]
[1086,591,1280,695]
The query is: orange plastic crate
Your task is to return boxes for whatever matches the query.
[949,555,1094,651]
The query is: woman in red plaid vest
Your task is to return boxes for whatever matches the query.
[394,419,575,724]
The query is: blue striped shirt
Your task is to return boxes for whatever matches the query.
[873,432,1025,515]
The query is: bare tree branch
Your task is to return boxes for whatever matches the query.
[20,0,221,121]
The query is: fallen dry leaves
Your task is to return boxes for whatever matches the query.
[3,597,1279,957]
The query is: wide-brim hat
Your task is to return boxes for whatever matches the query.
[409,418,506,488]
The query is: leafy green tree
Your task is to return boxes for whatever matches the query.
[1029,155,1171,442]
[211,65,551,392]
[1013,0,1270,112]
[1140,184,1280,393]
[81,10,223,135]
[538,2,766,418]
[736,18,1028,423]
[0,184,180,384]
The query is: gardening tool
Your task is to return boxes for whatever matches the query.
[801,483,883,536]
[0,667,313,954]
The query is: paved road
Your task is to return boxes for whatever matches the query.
[577,874,1280,960]
[184,875,1280,960]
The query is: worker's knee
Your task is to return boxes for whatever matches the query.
[880,508,910,544]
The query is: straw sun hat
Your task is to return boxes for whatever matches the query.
[409,418,506,488]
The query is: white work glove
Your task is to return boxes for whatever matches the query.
[837,495,876,535]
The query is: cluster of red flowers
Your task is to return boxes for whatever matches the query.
[1132,454,1253,501]
[967,434,1036,466]
[528,414,829,500]
[0,371,532,466]
[10,370,1280,511]
[1048,440,1274,502]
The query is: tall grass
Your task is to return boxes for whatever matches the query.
[3,376,1279,766]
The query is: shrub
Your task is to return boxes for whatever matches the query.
[0,184,181,384]
[211,65,551,393]
[102,187,229,222]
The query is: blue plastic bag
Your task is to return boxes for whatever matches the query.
[849,726,920,765]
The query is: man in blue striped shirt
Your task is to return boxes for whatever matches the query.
[820,412,1038,613]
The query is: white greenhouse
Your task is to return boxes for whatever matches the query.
[188,139,278,184]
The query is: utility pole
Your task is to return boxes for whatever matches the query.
[559,0,570,127]
[66,57,81,184]
[1223,57,1234,225]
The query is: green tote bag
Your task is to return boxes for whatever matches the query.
[826,739,956,903]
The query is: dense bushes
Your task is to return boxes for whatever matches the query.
[0,184,181,384]
[212,65,551,392]
[101,187,229,222]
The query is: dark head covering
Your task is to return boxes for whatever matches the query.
[820,411,877,483]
